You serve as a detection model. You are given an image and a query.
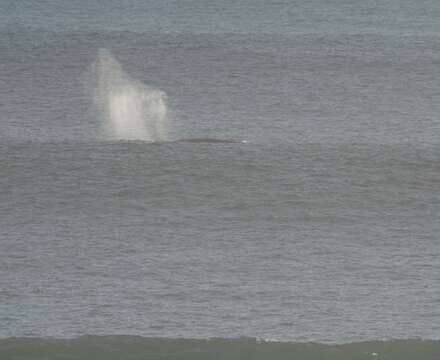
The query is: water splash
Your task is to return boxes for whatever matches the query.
[93,49,168,142]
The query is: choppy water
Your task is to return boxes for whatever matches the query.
[1,0,440,357]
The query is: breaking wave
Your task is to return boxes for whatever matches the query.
[0,336,438,359]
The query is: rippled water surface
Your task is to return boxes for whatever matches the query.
[1,0,439,345]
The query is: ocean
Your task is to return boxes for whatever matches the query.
[1,0,440,358]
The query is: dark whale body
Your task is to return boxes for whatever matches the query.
[177,137,243,144]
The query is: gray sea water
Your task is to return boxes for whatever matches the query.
[1,0,440,349]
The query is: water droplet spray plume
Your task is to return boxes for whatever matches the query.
[93,49,168,142]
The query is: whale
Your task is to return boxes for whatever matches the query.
[177,137,246,144]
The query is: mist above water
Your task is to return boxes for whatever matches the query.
[93,49,168,142]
